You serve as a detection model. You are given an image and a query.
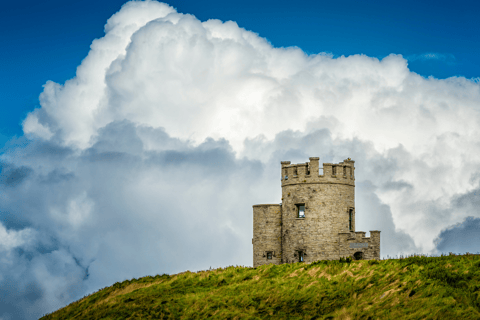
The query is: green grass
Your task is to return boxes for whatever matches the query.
[41,253,480,319]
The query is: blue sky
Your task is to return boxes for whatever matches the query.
[1,0,479,146]
[1,1,480,319]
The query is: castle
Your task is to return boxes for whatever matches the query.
[252,157,380,267]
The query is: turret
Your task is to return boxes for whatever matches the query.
[253,156,379,266]
[280,157,356,263]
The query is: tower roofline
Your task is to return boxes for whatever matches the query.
[281,157,355,187]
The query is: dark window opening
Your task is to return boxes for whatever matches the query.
[332,166,336,176]
[307,165,310,175]
[267,252,272,259]
[349,208,353,231]
[353,252,363,260]
[343,166,346,176]
[296,204,305,218]
[294,167,298,176]
[298,251,304,262]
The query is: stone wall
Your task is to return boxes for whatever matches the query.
[338,231,381,260]
[252,204,282,267]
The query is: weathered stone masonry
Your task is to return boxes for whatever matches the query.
[253,157,381,267]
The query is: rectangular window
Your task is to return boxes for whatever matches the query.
[267,252,272,259]
[332,166,336,176]
[296,204,305,218]
[343,166,346,176]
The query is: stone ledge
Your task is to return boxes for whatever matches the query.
[252,204,282,207]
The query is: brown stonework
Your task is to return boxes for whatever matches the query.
[253,157,380,267]
[252,204,282,267]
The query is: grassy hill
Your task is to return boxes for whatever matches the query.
[41,254,480,319]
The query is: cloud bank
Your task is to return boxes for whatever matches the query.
[1,0,480,318]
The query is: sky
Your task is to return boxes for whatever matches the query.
[1,0,480,318]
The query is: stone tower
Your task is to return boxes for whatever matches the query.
[252,157,380,267]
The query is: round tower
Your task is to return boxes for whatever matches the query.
[280,157,356,263]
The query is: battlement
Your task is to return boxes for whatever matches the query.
[281,157,355,187]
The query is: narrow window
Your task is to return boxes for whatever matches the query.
[343,166,346,176]
[298,251,304,262]
[349,208,353,231]
[267,252,272,260]
[296,204,305,218]
[332,166,336,176]
[294,167,298,176]
[306,164,310,175]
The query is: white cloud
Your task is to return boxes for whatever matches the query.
[1,0,480,318]
[49,191,94,230]
[406,52,456,62]
[22,113,54,141]
[0,223,35,253]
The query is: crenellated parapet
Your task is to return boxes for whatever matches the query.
[281,157,355,187]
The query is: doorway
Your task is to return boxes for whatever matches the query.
[353,252,363,260]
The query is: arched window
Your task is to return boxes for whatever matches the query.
[353,252,363,260]
[298,251,304,262]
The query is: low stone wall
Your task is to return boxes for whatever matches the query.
[338,231,381,260]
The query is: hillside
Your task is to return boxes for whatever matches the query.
[41,254,480,319]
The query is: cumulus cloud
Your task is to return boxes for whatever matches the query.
[0,124,266,319]
[0,223,36,254]
[2,0,480,318]
[434,216,480,254]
